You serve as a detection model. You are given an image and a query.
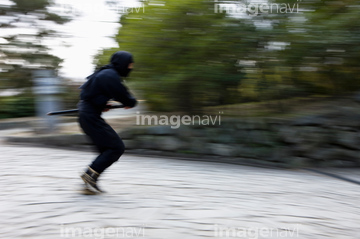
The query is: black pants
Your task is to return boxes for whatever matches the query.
[78,103,125,174]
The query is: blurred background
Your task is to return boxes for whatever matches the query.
[0,0,359,120]
[1,1,360,238]
[1,0,360,156]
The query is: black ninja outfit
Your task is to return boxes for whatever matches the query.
[78,51,137,191]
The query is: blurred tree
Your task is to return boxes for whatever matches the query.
[96,0,360,114]
[95,0,257,113]
[0,0,70,89]
[263,0,360,96]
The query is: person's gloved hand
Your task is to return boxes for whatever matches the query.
[102,104,111,112]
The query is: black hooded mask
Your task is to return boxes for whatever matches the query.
[80,51,134,92]
[79,51,137,108]
[110,51,134,77]
[85,51,134,80]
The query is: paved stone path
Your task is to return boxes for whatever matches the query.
[0,143,360,239]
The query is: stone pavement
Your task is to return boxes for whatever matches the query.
[1,143,360,239]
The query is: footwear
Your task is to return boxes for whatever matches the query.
[80,167,104,193]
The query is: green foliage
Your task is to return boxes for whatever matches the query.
[12,0,50,12]
[259,0,360,95]
[0,92,35,119]
[96,0,255,113]
[95,0,360,113]
[0,84,80,119]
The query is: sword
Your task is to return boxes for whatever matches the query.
[47,104,124,116]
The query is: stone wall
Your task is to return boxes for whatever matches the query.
[120,107,360,168]
[6,103,360,169]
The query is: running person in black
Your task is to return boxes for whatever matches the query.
[78,51,137,192]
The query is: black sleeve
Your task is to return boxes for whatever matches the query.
[102,74,137,107]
